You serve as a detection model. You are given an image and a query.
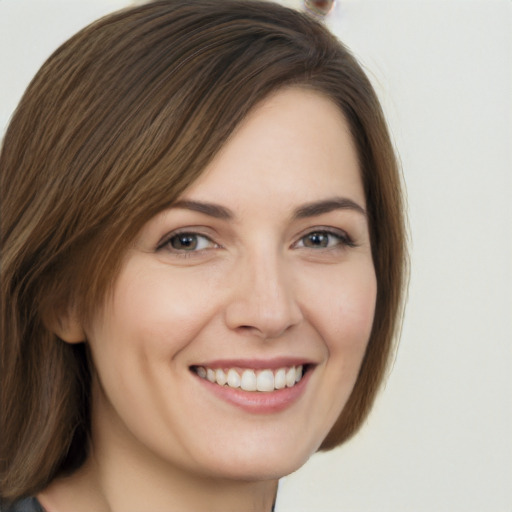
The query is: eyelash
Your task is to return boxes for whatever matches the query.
[157,228,356,257]
[293,229,356,250]
[157,231,218,257]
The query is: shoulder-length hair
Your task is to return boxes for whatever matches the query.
[0,0,407,502]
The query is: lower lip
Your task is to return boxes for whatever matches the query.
[194,369,312,414]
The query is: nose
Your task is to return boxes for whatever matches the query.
[224,251,303,339]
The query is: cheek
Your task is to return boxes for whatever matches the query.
[301,261,377,354]
[331,282,377,351]
[104,264,222,356]
[324,265,377,409]
[289,262,377,445]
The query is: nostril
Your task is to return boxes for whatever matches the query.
[224,280,303,338]
[233,323,292,340]
[236,325,260,335]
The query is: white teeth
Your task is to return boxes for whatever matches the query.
[215,368,227,386]
[274,368,286,389]
[256,370,274,392]
[195,365,305,392]
[241,370,257,391]
[227,368,241,388]
[206,368,216,383]
[285,367,296,387]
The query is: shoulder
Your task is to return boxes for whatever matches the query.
[0,498,45,512]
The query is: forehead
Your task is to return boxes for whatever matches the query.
[181,87,365,213]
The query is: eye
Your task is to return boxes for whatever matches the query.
[295,229,355,249]
[159,232,218,253]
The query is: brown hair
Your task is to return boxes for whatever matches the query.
[0,0,407,502]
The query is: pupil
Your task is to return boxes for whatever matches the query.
[172,234,197,250]
[307,232,328,248]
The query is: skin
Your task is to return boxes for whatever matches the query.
[40,88,377,512]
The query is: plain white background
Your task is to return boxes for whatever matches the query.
[1,1,511,511]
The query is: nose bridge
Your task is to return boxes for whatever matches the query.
[224,244,302,338]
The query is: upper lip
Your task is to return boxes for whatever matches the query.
[191,357,316,370]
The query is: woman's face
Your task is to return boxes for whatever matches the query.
[85,88,376,481]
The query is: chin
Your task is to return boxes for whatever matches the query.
[209,457,309,482]
[192,432,322,482]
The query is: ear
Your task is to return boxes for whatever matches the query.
[42,306,86,344]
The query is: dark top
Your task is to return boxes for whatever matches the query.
[2,494,276,511]
[1,498,45,512]
[0,498,276,512]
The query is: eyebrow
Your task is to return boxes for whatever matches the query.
[170,200,233,219]
[292,197,367,219]
[170,196,366,220]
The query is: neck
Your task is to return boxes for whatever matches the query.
[38,390,278,512]
[39,455,278,512]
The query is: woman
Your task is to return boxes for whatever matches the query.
[0,1,407,511]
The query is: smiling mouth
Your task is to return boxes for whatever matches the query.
[191,365,308,392]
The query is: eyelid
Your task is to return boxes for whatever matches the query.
[292,226,356,249]
[156,228,220,253]
[155,225,356,256]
